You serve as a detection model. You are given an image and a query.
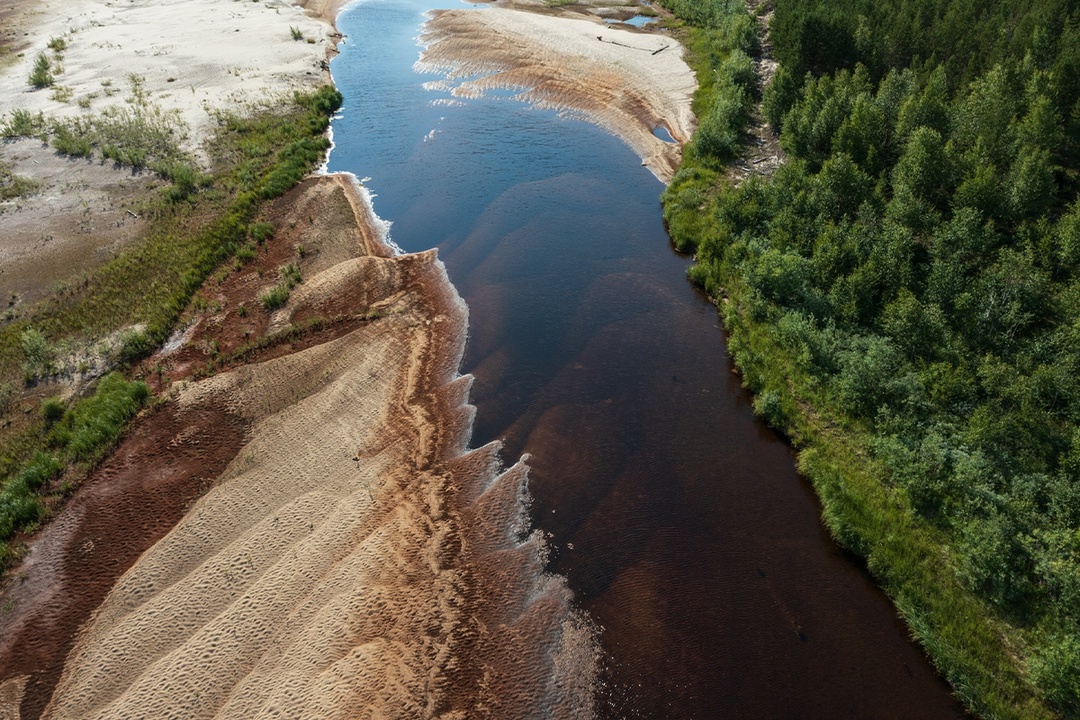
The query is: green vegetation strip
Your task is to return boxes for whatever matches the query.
[661,0,1080,716]
[0,373,148,566]
[0,85,343,568]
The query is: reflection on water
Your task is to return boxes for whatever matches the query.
[652,124,676,143]
[604,15,657,28]
[327,1,967,717]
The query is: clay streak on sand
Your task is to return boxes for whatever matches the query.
[2,176,598,719]
[0,0,678,714]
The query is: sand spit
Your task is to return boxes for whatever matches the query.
[0,0,332,307]
[417,8,696,183]
[1,175,599,719]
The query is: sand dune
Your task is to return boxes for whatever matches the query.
[418,8,696,183]
[35,177,597,719]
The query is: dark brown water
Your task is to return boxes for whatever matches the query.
[328,2,968,717]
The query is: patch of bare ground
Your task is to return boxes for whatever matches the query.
[727,0,784,186]
[0,0,36,65]
[0,140,154,311]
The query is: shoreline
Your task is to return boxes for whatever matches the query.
[417,6,696,183]
[1,0,612,714]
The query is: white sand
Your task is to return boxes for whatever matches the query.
[0,0,334,306]
[0,0,331,156]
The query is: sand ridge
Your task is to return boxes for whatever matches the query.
[417,7,697,183]
[32,176,598,719]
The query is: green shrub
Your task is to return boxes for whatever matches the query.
[41,397,64,424]
[28,52,53,88]
[0,453,59,540]
[20,328,54,383]
[280,263,302,288]
[116,329,155,367]
[298,86,343,115]
[1,109,46,138]
[259,284,291,310]
[694,81,749,160]
[50,121,93,158]
[157,162,210,203]
[721,49,756,91]
[48,373,148,463]
[0,162,41,201]
[249,221,274,243]
[1029,633,1080,715]
[235,244,258,262]
[19,452,62,491]
[259,264,302,310]
[95,99,187,169]
[0,480,42,539]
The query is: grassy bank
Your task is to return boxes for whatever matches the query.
[658,0,757,253]
[661,0,1079,716]
[0,85,342,569]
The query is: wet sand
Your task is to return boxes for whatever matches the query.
[418,8,696,182]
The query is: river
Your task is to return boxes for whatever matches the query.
[326,1,968,717]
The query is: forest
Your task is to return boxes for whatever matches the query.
[660,0,1080,717]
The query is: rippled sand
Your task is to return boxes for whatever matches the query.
[33,176,597,720]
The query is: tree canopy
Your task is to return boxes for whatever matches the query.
[662,0,1080,716]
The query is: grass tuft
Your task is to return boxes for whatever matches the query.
[1,109,47,138]
[0,162,41,201]
[259,263,302,310]
[28,52,53,89]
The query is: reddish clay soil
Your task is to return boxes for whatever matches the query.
[141,176,390,389]
[0,175,383,719]
[0,399,249,719]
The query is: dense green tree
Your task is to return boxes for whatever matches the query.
[663,0,1080,714]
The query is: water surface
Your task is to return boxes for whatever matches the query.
[328,2,967,717]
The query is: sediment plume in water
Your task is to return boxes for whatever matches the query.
[417,8,696,183]
[9,175,598,719]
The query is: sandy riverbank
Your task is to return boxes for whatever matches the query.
[418,6,696,183]
[0,0,697,716]
[0,0,332,308]
[40,173,595,719]
[2,171,599,719]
